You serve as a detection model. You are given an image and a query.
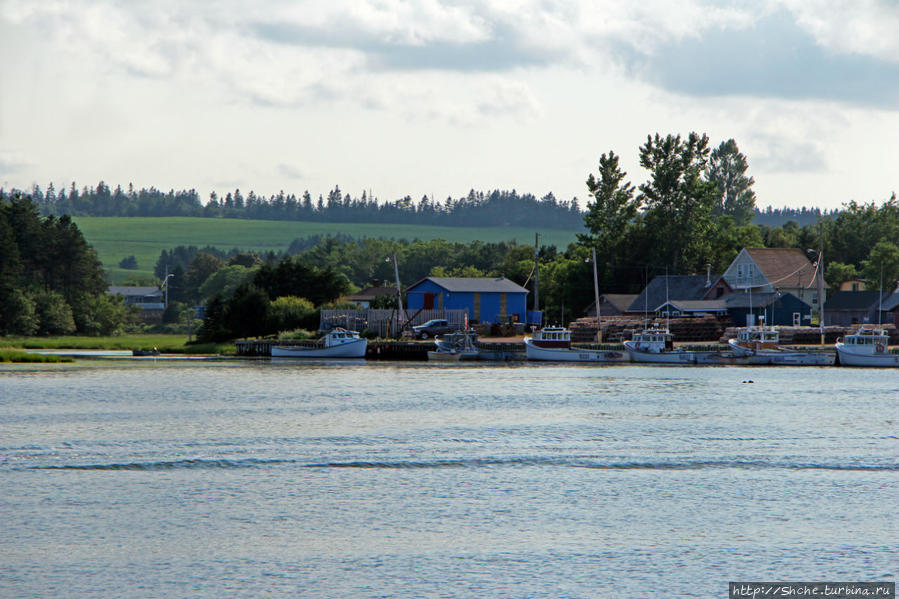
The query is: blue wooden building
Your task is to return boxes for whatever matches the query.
[405,277,529,324]
[725,291,812,327]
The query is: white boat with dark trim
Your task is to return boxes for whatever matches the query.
[624,326,718,364]
[428,329,480,361]
[271,328,367,358]
[524,326,628,362]
[728,325,834,366]
[835,327,899,367]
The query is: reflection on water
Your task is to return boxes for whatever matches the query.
[0,361,896,598]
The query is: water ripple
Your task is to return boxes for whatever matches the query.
[25,456,898,472]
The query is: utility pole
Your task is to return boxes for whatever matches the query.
[534,232,540,316]
[592,246,602,343]
[392,252,404,335]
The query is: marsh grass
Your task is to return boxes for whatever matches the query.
[1,335,235,355]
[0,349,74,363]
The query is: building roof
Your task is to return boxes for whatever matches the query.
[628,275,720,313]
[879,291,899,312]
[658,299,729,312]
[408,276,528,294]
[823,290,888,311]
[107,286,161,297]
[344,286,397,302]
[602,294,639,312]
[744,248,825,289]
[724,291,800,309]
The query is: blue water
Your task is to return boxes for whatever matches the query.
[1,361,896,598]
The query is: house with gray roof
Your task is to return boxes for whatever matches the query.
[725,290,811,327]
[343,282,398,308]
[107,286,164,310]
[823,290,891,326]
[627,274,731,314]
[654,299,729,318]
[882,291,899,326]
[584,294,639,318]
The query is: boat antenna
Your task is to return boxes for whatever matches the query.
[878,262,883,327]
[665,266,669,331]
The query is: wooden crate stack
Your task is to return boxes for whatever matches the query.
[569,315,729,343]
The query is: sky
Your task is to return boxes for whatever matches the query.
[1,0,897,211]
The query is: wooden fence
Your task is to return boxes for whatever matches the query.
[320,309,469,337]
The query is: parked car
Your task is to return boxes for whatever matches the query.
[413,319,454,339]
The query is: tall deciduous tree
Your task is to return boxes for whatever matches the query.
[861,241,899,291]
[708,139,756,226]
[638,132,719,273]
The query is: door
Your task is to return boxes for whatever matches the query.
[423,293,435,309]
[473,293,481,321]
[499,293,507,320]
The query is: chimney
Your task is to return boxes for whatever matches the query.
[705,264,712,288]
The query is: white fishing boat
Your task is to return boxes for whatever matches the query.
[728,325,835,365]
[271,328,367,358]
[428,329,480,361]
[835,327,899,367]
[624,326,718,364]
[524,326,629,362]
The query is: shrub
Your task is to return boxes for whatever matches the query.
[119,255,139,269]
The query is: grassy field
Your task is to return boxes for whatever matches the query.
[73,216,580,284]
[1,334,234,355]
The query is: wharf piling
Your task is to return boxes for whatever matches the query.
[366,341,430,361]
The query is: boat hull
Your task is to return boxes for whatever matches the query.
[525,339,629,362]
[836,346,899,367]
[428,350,478,361]
[271,339,367,358]
[623,341,718,364]
[728,340,834,365]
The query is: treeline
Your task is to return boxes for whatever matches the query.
[0,193,131,335]
[2,182,855,230]
[7,183,583,229]
[753,206,838,227]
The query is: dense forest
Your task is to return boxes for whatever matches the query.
[0,193,131,335]
[3,182,839,229]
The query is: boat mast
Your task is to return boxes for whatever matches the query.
[534,232,540,316]
[817,244,825,344]
[392,252,405,335]
[643,266,648,329]
[592,246,601,343]
[665,267,669,331]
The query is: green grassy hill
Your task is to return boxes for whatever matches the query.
[73,217,581,284]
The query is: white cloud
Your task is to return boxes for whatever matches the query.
[782,0,899,64]
[2,0,897,210]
